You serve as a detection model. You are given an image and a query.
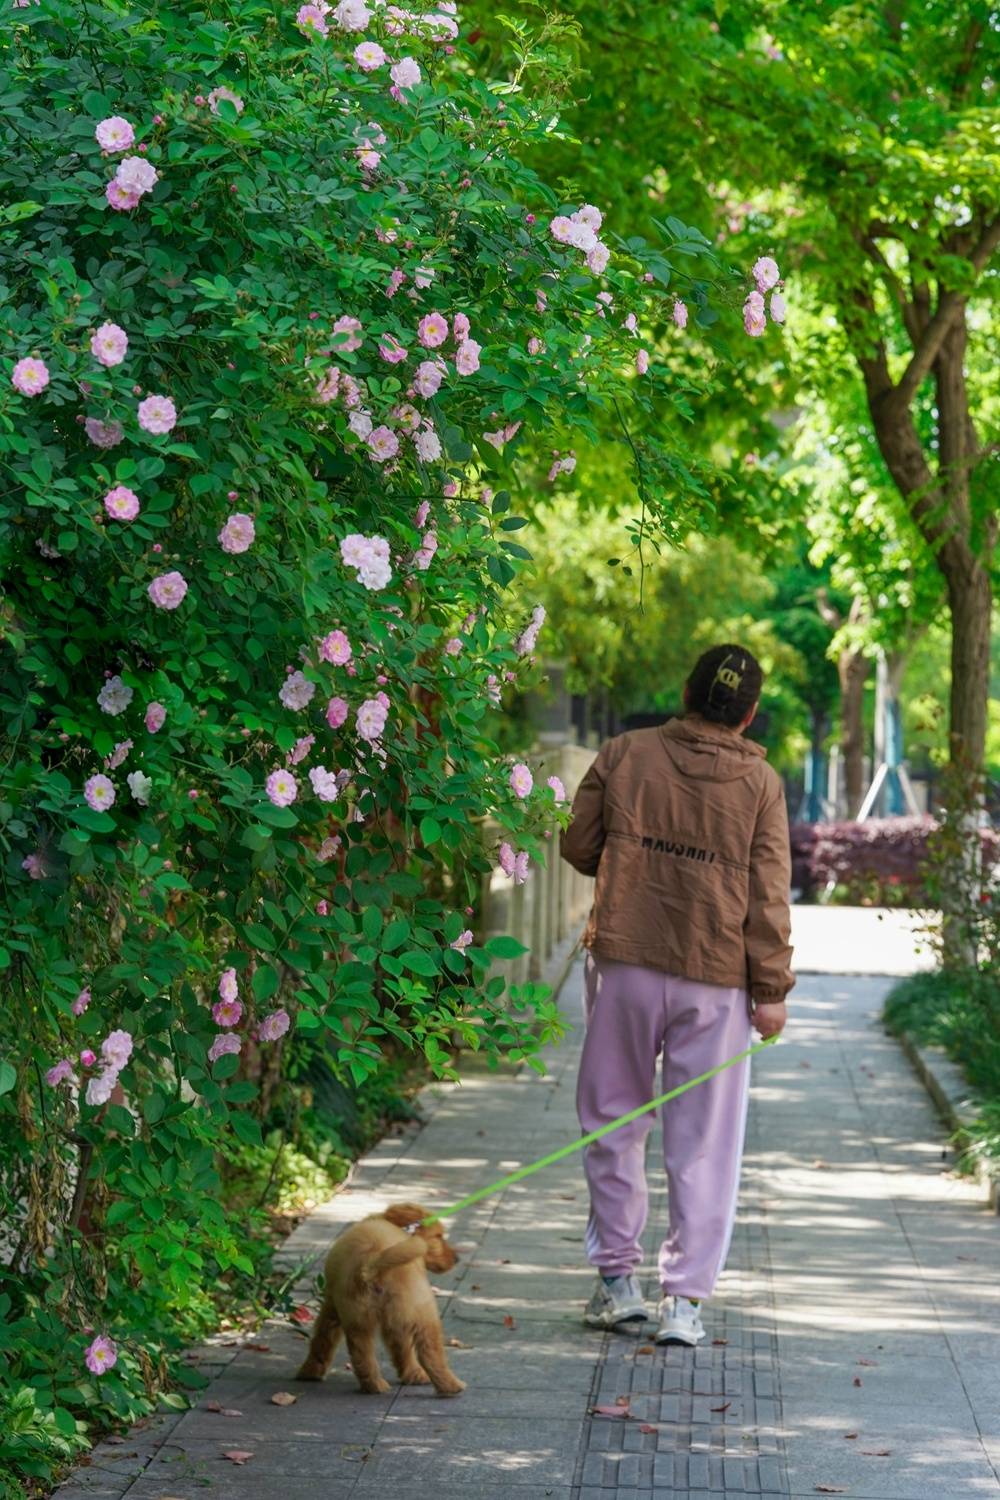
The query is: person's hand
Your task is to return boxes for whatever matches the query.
[751,1001,786,1040]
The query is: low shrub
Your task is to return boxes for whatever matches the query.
[795,817,1000,907]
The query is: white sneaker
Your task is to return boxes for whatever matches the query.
[583,1274,650,1328]
[655,1294,706,1345]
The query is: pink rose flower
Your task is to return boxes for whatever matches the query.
[414,427,442,462]
[90,321,129,367]
[148,571,188,609]
[510,762,533,798]
[455,339,481,376]
[11,357,49,397]
[208,85,244,116]
[450,930,474,952]
[101,1029,133,1071]
[378,335,408,365]
[84,774,116,811]
[418,312,448,348]
[104,484,140,521]
[326,696,349,730]
[219,512,255,554]
[390,57,421,90]
[258,1009,291,1042]
[208,1032,242,1063]
[636,349,649,375]
[114,155,158,196]
[368,425,400,463]
[413,359,444,398]
[46,1058,75,1087]
[72,987,92,1016]
[105,180,141,211]
[673,300,688,329]
[769,290,787,324]
[145,702,166,733]
[452,312,470,341]
[80,1049,97,1067]
[319,629,352,665]
[331,315,363,352]
[297,2,329,34]
[752,255,780,291]
[547,775,567,803]
[84,1336,118,1376]
[355,40,386,69]
[137,394,177,434]
[85,418,124,448]
[266,768,298,807]
[219,967,239,1004]
[212,997,243,1028]
[96,116,135,152]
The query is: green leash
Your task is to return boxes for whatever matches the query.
[420,1033,779,1226]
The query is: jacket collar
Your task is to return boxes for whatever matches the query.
[659,714,767,759]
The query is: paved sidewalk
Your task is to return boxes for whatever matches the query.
[56,911,1000,1500]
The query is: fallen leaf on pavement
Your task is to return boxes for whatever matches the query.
[639,1423,658,1433]
[205,1402,243,1416]
[291,1306,313,1324]
[244,1343,270,1352]
[447,1337,471,1348]
[799,1060,812,1068]
[857,1357,877,1366]
[502,1314,516,1329]
[105,1436,125,1445]
[843,1432,858,1439]
[812,1159,829,1169]
[636,1344,655,1355]
[711,1338,728,1346]
[270,1392,297,1406]
[862,1449,891,1456]
[956,1255,978,1262]
[471,1284,481,1291]
[222,1451,254,1465]
[615,1395,630,1406]
[710,1402,731,1413]
[814,1487,847,1494]
[853,1376,862,1386]
[590,1404,630,1419]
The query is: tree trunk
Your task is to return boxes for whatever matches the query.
[947,558,993,771]
[839,647,868,815]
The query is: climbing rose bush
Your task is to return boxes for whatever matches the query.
[0,0,720,1480]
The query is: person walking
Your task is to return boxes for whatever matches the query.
[560,644,794,1346]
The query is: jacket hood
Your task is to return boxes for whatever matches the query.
[656,715,766,784]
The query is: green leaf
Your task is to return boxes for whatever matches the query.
[485,935,529,960]
[252,965,279,1002]
[0,1061,16,1097]
[401,949,440,978]
[420,815,442,846]
[230,1111,262,1147]
[382,918,410,951]
[244,922,276,951]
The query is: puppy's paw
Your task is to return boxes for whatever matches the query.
[399,1367,432,1385]
[433,1377,466,1397]
[360,1377,392,1394]
[295,1363,326,1382]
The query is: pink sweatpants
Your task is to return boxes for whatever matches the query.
[576,952,752,1300]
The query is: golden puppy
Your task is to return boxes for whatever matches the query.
[295,1202,465,1396]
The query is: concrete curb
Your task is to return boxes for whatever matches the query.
[893,1026,999,1213]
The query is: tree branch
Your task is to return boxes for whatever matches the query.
[890,218,1000,409]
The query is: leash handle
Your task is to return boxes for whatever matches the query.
[421,1032,779,1225]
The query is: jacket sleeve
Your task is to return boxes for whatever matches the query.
[744,778,794,1004]
[560,740,616,877]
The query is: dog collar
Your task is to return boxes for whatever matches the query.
[404,1222,420,1235]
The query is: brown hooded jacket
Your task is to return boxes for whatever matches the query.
[560,716,794,1004]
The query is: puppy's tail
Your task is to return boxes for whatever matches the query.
[359,1237,426,1285]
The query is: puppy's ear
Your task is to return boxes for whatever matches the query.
[383,1203,429,1230]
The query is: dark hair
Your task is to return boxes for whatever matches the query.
[685,644,763,729]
